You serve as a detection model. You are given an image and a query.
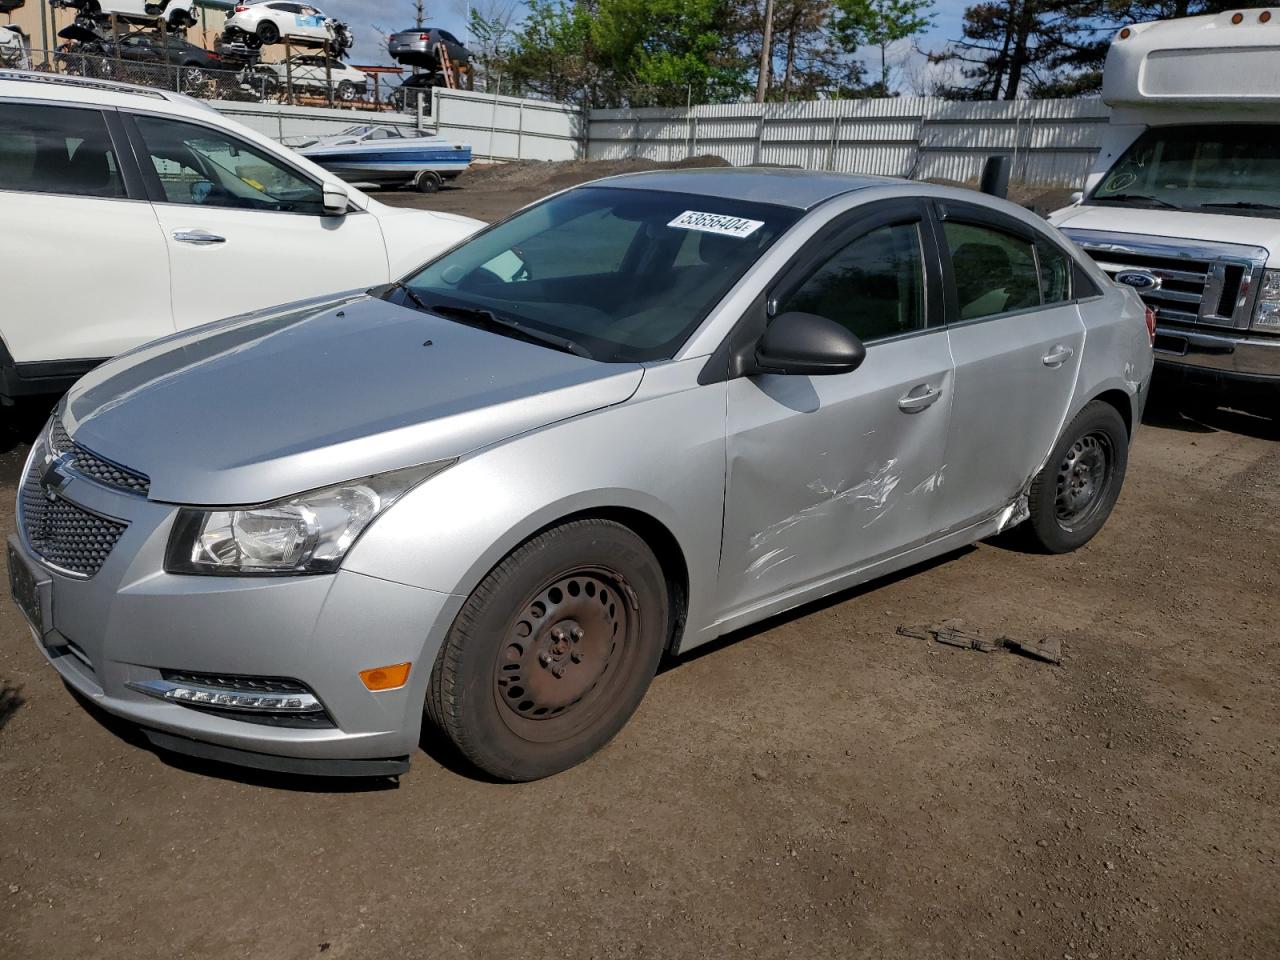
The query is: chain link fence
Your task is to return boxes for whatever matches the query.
[18,45,432,114]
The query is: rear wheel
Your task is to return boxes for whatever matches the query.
[426,519,669,781]
[256,20,280,45]
[335,79,356,101]
[1026,400,1129,553]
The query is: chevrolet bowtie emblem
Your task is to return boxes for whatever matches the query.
[41,453,73,502]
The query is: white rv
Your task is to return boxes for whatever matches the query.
[1049,11,1280,406]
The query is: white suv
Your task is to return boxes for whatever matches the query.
[0,70,483,401]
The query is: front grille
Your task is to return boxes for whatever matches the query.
[48,420,150,497]
[1065,229,1267,331]
[19,460,128,577]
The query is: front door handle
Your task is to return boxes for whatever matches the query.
[172,229,226,245]
[898,384,944,413]
[1041,344,1075,367]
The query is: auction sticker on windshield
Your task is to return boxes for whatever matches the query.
[668,210,765,238]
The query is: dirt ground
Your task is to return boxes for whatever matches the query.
[385,155,1077,222]
[1,164,1279,960]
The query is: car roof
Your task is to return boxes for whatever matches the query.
[590,167,900,210]
[0,68,217,111]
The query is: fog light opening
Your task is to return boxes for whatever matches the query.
[360,662,412,691]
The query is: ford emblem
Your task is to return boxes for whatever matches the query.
[1116,270,1160,291]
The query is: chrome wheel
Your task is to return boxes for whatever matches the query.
[1055,431,1113,530]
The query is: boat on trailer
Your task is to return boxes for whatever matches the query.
[299,124,471,193]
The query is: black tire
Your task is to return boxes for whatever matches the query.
[335,79,356,101]
[257,20,280,45]
[1026,400,1129,553]
[413,170,441,193]
[426,519,669,781]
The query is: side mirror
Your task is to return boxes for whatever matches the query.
[1070,190,1084,205]
[755,311,866,376]
[322,181,349,216]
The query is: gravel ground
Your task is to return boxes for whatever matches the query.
[0,162,1277,959]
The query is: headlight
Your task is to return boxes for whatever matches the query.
[165,461,452,576]
[1253,269,1280,332]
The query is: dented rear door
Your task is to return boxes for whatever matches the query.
[717,201,953,620]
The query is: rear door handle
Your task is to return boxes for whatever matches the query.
[1041,344,1074,367]
[897,384,944,413]
[172,229,226,245]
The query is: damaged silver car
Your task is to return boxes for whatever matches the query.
[10,169,1154,782]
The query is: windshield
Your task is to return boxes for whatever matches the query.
[1087,124,1280,216]
[401,186,800,362]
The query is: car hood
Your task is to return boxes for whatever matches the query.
[64,294,644,506]
[1050,204,1280,254]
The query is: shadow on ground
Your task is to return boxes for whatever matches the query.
[0,681,24,733]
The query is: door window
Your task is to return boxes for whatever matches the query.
[1036,240,1073,305]
[0,104,125,198]
[132,115,326,215]
[943,222,1041,320]
[776,221,926,343]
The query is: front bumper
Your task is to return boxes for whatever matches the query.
[10,442,465,776]
[1153,324,1280,382]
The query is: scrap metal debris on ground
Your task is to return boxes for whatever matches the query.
[897,619,1063,665]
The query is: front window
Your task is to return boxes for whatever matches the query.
[133,115,326,214]
[1087,124,1280,216]
[400,187,800,362]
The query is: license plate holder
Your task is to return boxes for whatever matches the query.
[7,539,52,636]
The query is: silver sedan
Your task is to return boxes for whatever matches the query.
[9,169,1154,781]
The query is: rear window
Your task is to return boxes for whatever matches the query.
[0,103,125,199]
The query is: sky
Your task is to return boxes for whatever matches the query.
[327,0,972,90]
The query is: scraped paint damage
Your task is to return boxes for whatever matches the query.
[744,460,903,579]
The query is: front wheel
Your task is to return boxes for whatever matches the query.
[335,79,356,100]
[426,519,669,781]
[1026,400,1129,553]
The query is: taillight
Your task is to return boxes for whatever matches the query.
[420,33,431,40]
[1144,306,1157,344]
[234,4,249,11]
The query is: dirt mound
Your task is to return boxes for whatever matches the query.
[459,154,730,194]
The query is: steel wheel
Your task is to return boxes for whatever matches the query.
[1026,400,1129,554]
[1054,431,1113,530]
[426,519,669,781]
[493,568,634,742]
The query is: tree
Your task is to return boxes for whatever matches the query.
[467,0,520,91]
[932,0,1075,100]
[832,0,933,93]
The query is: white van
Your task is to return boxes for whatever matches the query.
[1049,11,1280,405]
[0,70,482,401]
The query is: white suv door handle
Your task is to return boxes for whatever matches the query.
[898,384,944,413]
[172,229,226,245]
[1042,344,1074,367]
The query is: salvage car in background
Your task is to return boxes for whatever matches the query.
[247,53,367,100]
[0,70,483,400]
[12,168,1153,783]
[223,0,350,53]
[50,0,197,30]
[57,24,225,89]
[387,27,470,70]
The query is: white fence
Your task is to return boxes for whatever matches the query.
[211,94,1111,185]
[211,89,583,162]
[430,87,583,162]
[588,98,1113,186]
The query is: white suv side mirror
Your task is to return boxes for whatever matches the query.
[322,182,349,216]
[1070,190,1084,205]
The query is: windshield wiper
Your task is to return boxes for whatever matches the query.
[429,303,593,359]
[1096,193,1180,210]
[388,279,429,312]
[1200,200,1280,212]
